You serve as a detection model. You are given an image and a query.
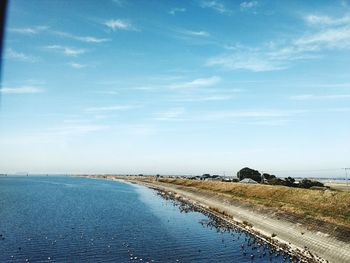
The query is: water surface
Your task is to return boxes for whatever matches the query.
[0,176,292,262]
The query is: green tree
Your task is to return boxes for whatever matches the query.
[262,173,276,181]
[299,179,324,189]
[285,177,296,187]
[237,167,262,182]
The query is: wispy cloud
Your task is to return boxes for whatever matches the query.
[290,94,350,100]
[304,14,350,26]
[200,0,231,14]
[326,107,350,112]
[0,86,44,94]
[131,86,158,91]
[184,30,210,37]
[295,13,350,50]
[207,50,287,72]
[173,95,232,102]
[9,26,48,34]
[93,90,119,95]
[10,25,109,43]
[53,31,110,43]
[208,13,350,72]
[154,108,186,121]
[169,7,186,15]
[151,108,304,122]
[206,12,350,72]
[201,109,305,121]
[68,62,87,69]
[240,1,258,9]
[295,27,350,49]
[104,19,134,31]
[5,48,37,62]
[247,119,290,126]
[45,45,86,57]
[169,76,221,89]
[85,105,139,112]
[48,124,108,136]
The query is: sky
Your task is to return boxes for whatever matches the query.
[0,0,350,177]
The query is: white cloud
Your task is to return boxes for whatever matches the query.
[154,108,186,121]
[174,95,232,102]
[240,1,258,10]
[169,76,221,89]
[49,124,108,136]
[202,109,305,121]
[131,86,158,91]
[295,27,350,49]
[0,86,44,94]
[169,7,186,15]
[45,45,86,56]
[93,90,119,95]
[68,62,87,69]
[247,119,289,126]
[77,36,109,43]
[85,105,138,112]
[200,0,231,14]
[185,30,210,37]
[304,14,350,26]
[152,108,304,122]
[9,26,48,34]
[207,52,286,72]
[208,13,350,72]
[53,31,110,43]
[297,13,350,50]
[290,94,350,100]
[5,48,37,62]
[10,26,109,43]
[104,19,133,31]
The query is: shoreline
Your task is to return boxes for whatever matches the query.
[87,175,350,263]
[128,180,325,263]
[148,184,316,263]
[140,180,350,263]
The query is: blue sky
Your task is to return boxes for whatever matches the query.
[1,0,350,177]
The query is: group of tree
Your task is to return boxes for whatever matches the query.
[237,167,325,189]
[237,167,262,182]
[237,167,277,182]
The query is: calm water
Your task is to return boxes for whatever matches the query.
[0,176,292,262]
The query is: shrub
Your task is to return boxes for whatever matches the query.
[269,178,286,186]
[299,179,324,189]
[262,173,276,180]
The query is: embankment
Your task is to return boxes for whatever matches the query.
[91,176,350,263]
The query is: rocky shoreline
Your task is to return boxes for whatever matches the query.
[151,186,325,263]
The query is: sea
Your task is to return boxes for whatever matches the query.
[0,176,295,262]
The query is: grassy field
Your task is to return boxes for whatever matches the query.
[122,176,350,227]
[325,182,350,192]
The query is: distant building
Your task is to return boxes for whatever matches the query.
[239,178,258,184]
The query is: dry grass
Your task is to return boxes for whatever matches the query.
[123,176,350,227]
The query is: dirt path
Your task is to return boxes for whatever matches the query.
[131,180,350,263]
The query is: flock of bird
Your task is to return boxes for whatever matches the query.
[159,190,306,263]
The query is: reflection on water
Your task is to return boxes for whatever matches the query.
[0,176,295,262]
